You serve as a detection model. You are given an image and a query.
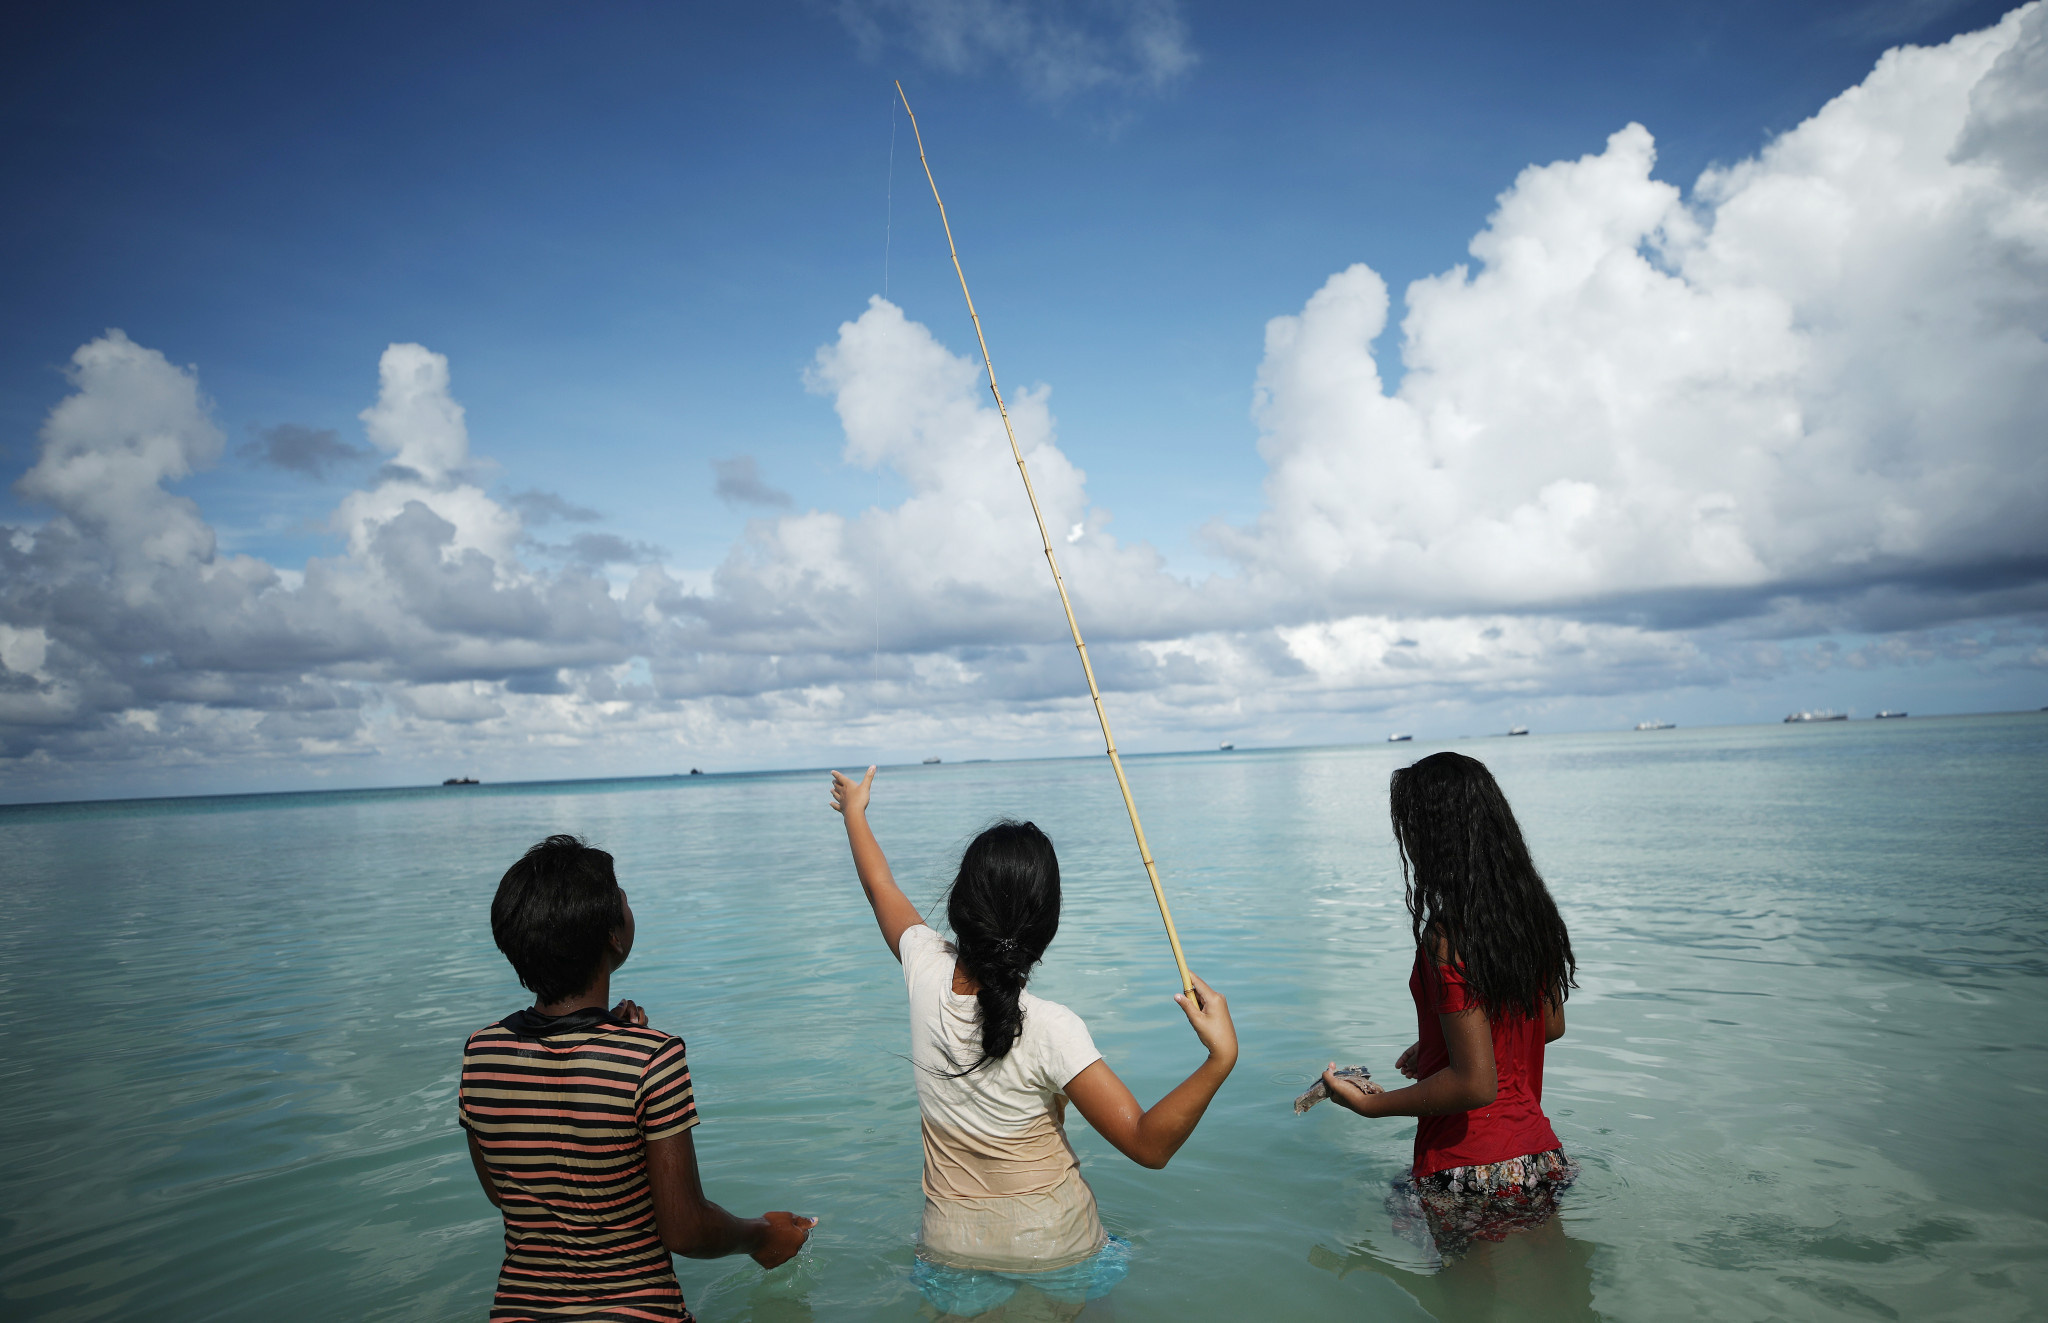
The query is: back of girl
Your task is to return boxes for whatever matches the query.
[1318,751,1578,1259]
[828,766,1238,1319]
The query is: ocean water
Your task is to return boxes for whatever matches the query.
[1,714,2044,1322]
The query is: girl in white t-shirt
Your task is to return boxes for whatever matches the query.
[829,765,1238,1319]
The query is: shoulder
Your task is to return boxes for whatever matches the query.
[606,1023,686,1062]
[900,923,955,981]
[463,1021,517,1055]
[1020,991,1088,1035]
[1020,991,1099,1066]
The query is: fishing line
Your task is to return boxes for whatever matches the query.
[874,88,896,742]
[884,91,897,300]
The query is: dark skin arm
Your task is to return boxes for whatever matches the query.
[646,1130,813,1265]
[1326,931,1501,1118]
[1325,1005,1498,1118]
[1391,995,1563,1070]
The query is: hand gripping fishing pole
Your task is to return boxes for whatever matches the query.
[896,82,1195,996]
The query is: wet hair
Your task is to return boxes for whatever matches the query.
[944,819,1061,1074]
[1389,752,1575,1021]
[491,834,624,1005]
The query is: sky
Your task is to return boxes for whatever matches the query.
[2,0,2044,802]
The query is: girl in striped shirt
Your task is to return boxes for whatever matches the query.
[461,835,814,1322]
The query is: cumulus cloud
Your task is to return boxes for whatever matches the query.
[15,331,224,590]
[712,456,793,509]
[1219,4,2048,634]
[2,7,2044,796]
[679,296,1196,658]
[0,335,662,780]
[837,0,1196,101]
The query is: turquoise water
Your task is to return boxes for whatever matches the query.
[1,715,2044,1321]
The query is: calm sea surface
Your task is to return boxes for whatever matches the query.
[2,715,2045,1321]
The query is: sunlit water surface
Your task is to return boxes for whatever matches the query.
[2,715,2044,1321]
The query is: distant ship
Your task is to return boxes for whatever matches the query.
[1784,710,1847,723]
[441,776,479,786]
[1387,733,1413,743]
[689,768,704,775]
[1508,726,1529,736]
[1219,741,1235,750]
[922,756,942,764]
[1634,720,1674,731]
[1875,710,1907,719]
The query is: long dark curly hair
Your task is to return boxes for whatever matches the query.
[944,819,1061,1074]
[1390,752,1575,1020]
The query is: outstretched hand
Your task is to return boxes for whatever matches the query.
[1321,1062,1386,1116]
[1172,973,1239,1067]
[830,766,876,818]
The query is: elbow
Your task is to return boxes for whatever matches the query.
[1463,1073,1497,1110]
[1138,1153,1171,1171]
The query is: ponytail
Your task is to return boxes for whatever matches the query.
[944,820,1061,1074]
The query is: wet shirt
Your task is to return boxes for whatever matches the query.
[459,1007,699,1322]
[1409,952,1562,1178]
[901,923,1108,1271]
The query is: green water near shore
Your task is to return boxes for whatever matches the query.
[2,714,2044,1320]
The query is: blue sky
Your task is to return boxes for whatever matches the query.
[2,0,2043,799]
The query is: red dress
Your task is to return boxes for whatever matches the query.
[1407,952,1561,1178]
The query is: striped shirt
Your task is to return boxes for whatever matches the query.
[460,1006,700,1322]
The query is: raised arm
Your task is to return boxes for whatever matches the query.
[830,766,925,960]
[1063,974,1238,1170]
[645,1129,814,1267]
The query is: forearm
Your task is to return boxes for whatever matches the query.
[843,811,901,907]
[1359,1065,1492,1118]
[665,1200,769,1259]
[842,809,923,952]
[1131,1052,1236,1168]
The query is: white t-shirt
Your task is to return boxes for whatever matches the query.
[900,923,1108,1270]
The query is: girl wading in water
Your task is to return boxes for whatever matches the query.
[830,766,1238,1319]
[1321,751,1579,1259]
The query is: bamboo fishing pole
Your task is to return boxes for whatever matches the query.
[896,82,1195,997]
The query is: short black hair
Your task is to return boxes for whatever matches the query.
[491,835,624,1005]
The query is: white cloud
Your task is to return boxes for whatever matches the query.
[678,296,1191,658]
[1219,4,2048,628]
[334,344,523,567]
[14,331,224,595]
[837,0,1196,101]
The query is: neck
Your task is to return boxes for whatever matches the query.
[536,966,611,1018]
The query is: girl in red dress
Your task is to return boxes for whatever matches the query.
[1320,751,1578,1258]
